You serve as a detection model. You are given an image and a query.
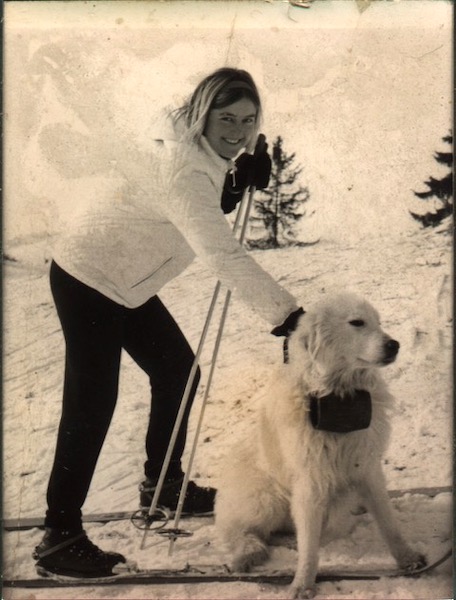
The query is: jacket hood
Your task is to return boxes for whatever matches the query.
[149,110,233,173]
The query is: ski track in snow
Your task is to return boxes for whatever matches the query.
[3,225,453,599]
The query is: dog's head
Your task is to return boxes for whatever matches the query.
[288,293,399,373]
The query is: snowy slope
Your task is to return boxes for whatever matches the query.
[3,223,453,599]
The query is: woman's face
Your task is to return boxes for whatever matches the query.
[203,98,257,159]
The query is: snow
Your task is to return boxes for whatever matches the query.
[3,225,453,599]
[3,1,453,598]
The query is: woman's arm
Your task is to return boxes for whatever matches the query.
[162,167,299,327]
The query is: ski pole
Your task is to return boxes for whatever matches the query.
[140,183,248,550]
[140,133,266,550]
[167,176,259,555]
[167,142,265,540]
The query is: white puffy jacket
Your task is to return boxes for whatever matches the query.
[53,119,298,327]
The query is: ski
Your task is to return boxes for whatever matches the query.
[3,509,213,532]
[3,549,452,588]
[3,486,450,532]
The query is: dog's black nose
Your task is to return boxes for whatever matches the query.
[385,339,400,358]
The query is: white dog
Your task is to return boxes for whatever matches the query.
[215,293,426,599]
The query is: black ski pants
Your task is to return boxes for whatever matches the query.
[45,261,200,530]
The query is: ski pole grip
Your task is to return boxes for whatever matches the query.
[254,133,266,157]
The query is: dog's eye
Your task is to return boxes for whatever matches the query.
[349,319,365,327]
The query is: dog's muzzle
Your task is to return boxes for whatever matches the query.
[382,338,400,364]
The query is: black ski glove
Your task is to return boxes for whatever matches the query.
[221,177,244,214]
[230,148,272,191]
[271,307,305,337]
[221,137,272,214]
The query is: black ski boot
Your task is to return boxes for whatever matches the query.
[139,475,216,514]
[33,528,127,578]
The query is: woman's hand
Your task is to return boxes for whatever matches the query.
[221,143,272,214]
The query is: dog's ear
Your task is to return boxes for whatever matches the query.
[289,311,314,357]
[289,310,323,362]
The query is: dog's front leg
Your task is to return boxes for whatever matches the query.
[288,479,326,599]
[358,467,426,570]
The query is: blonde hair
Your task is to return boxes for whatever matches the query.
[173,68,262,152]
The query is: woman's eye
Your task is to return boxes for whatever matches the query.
[349,319,365,327]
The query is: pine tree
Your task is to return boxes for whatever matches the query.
[248,136,310,249]
[410,134,453,228]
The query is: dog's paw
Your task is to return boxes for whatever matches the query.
[231,546,269,573]
[288,583,316,599]
[231,555,252,573]
[231,534,269,572]
[398,551,427,573]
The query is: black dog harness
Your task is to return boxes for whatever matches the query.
[309,390,372,433]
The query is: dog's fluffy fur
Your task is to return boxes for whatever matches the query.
[215,293,426,599]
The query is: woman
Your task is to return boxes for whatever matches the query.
[34,67,303,578]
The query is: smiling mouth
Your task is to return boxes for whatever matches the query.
[223,138,242,145]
